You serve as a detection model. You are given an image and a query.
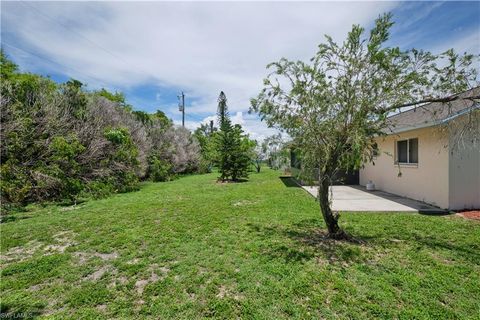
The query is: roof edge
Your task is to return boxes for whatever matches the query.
[387,103,479,135]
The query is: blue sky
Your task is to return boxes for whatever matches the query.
[1,1,479,140]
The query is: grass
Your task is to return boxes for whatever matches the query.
[1,169,479,319]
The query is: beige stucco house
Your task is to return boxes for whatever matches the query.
[360,88,479,210]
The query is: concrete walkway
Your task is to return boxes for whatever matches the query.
[302,185,445,212]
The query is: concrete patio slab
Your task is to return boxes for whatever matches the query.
[302,185,445,212]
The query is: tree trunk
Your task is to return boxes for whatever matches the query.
[318,173,344,239]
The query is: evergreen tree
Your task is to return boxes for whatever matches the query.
[216,91,250,181]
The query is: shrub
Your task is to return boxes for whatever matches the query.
[0,52,202,210]
[147,155,173,182]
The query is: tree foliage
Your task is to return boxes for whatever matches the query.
[0,52,201,210]
[251,13,479,238]
[193,121,218,173]
[261,134,289,170]
[215,92,252,181]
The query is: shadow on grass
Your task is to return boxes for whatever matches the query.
[216,178,249,184]
[279,176,301,188]
[249,217,480,265]
[412,236,480,262]
[247,220,369,264]
[1,215,34,224]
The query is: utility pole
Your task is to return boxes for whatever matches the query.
[178,91,185,127]
[209,120,214,135]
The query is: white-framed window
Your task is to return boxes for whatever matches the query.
[395,138,418,164]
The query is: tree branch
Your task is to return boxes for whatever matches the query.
[388,94,480,112]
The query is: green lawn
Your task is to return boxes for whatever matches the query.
[1,169,479,319]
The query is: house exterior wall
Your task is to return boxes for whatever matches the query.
[448,116,480,210]
[360,126,450,209]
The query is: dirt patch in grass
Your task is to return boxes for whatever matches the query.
[44,231,77,255]
[108,275,128,289]
[428,252,455,265]
[96,304,107,313]
[28,279,65,292]
[126,258,140,265]
[84,265,114,281]
[43,299,65,317]
[1,230,77,264]
[216,284,244,301]
[135,279,150,295]
[0,240,43,264]
[158,266,170,275]
[135,272,158,295]
[232,200,257,207]
[135,265,169,295]
[60,205,83,212]
[73,251,119,265]
[95,252,119,260]
[216,285,228,298]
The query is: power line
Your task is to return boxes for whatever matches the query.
[18,0,157,82]
[14,1,180,112]
[3,42,178,119]
[19,1,129,67]
[9,2,208,117]
[1,42,111,88]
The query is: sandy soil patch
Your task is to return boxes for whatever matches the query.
[84,265,112,281]
[73,251,119,265]
[1,230,77,264]
[0,240,42,264]
[216,284,244,301]
[44,231,77,255]
[135,264,170,295]
[232,200,257,207]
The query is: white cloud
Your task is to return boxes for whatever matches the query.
[178,111,277,142]
[5,1,445,140]
[429,28,480,55]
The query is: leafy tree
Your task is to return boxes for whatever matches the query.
[230,124,253,180]
[251,13,479,239]
[244,139,263,173]
[166,126,201,174]
[146,154,172,182]
[49,134,86,202]
[194,122,218,173]
[0,49,18,79]
[261,134,289,170]
[96,88,132,110]
[62,79,88,119]
[132,110,153,125]
[216,92,251,181]
[0,53,201,210]
[153,110,173,129]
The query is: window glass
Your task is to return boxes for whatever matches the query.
[397,140,408,163]
[409,138,418,163]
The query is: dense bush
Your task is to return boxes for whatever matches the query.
[0,52,200,210]
[193,122,218,173]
